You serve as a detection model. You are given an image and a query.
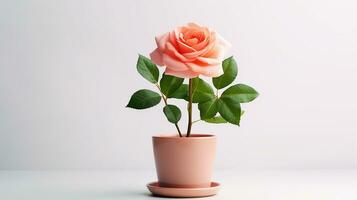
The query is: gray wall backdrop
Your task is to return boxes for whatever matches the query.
[0,0,357,170]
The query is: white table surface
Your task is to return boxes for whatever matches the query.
[0,169,356,200]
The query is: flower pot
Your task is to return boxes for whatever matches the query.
[152,134,216,188]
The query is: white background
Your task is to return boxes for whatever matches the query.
[0,0,356,170]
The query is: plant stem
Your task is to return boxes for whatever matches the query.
[155,84,182,137]
[186,78,193,137]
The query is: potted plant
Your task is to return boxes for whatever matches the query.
[126,23,259,198]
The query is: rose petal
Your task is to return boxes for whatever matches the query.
[201,45,225,61]
[191,37,208,51]
[191,27,209,51]
[185,38,199,46]
[166,42,194,62]
[187,63,223,77]
[177,40,196,54]
[150,48,164,66]
[182,41,215,59]
[169,30,178,47]
[162,54,189,71]
[182,31,217,59]
[165,68,199,78]
[187,22,201,29]
[155,32,170,51]
[176,27,188,43]
[196,57,221,65]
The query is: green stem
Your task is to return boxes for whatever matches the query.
[186,79,193,137]
[156,84,182,137]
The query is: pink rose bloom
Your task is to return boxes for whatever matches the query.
[150,23,231,78]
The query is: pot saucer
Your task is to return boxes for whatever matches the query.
[146,181,220,198]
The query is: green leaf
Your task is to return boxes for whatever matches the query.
[205,111,244,124]
[212,56,238,89]
[163,105,181,123]
[192,78,215,103]
[218,98,241,125]
[169,84,188,99]
[160,74,184,97]
[137,55,159,83]
[198,98,219,119]
[204,116,227,124]
[221,84,259,103]
[126,89,161,109]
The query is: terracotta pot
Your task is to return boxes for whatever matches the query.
[152,134,216,188]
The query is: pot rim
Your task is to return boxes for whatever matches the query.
[153,134,215,140]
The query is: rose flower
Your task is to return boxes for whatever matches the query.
[150,23,231,78]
